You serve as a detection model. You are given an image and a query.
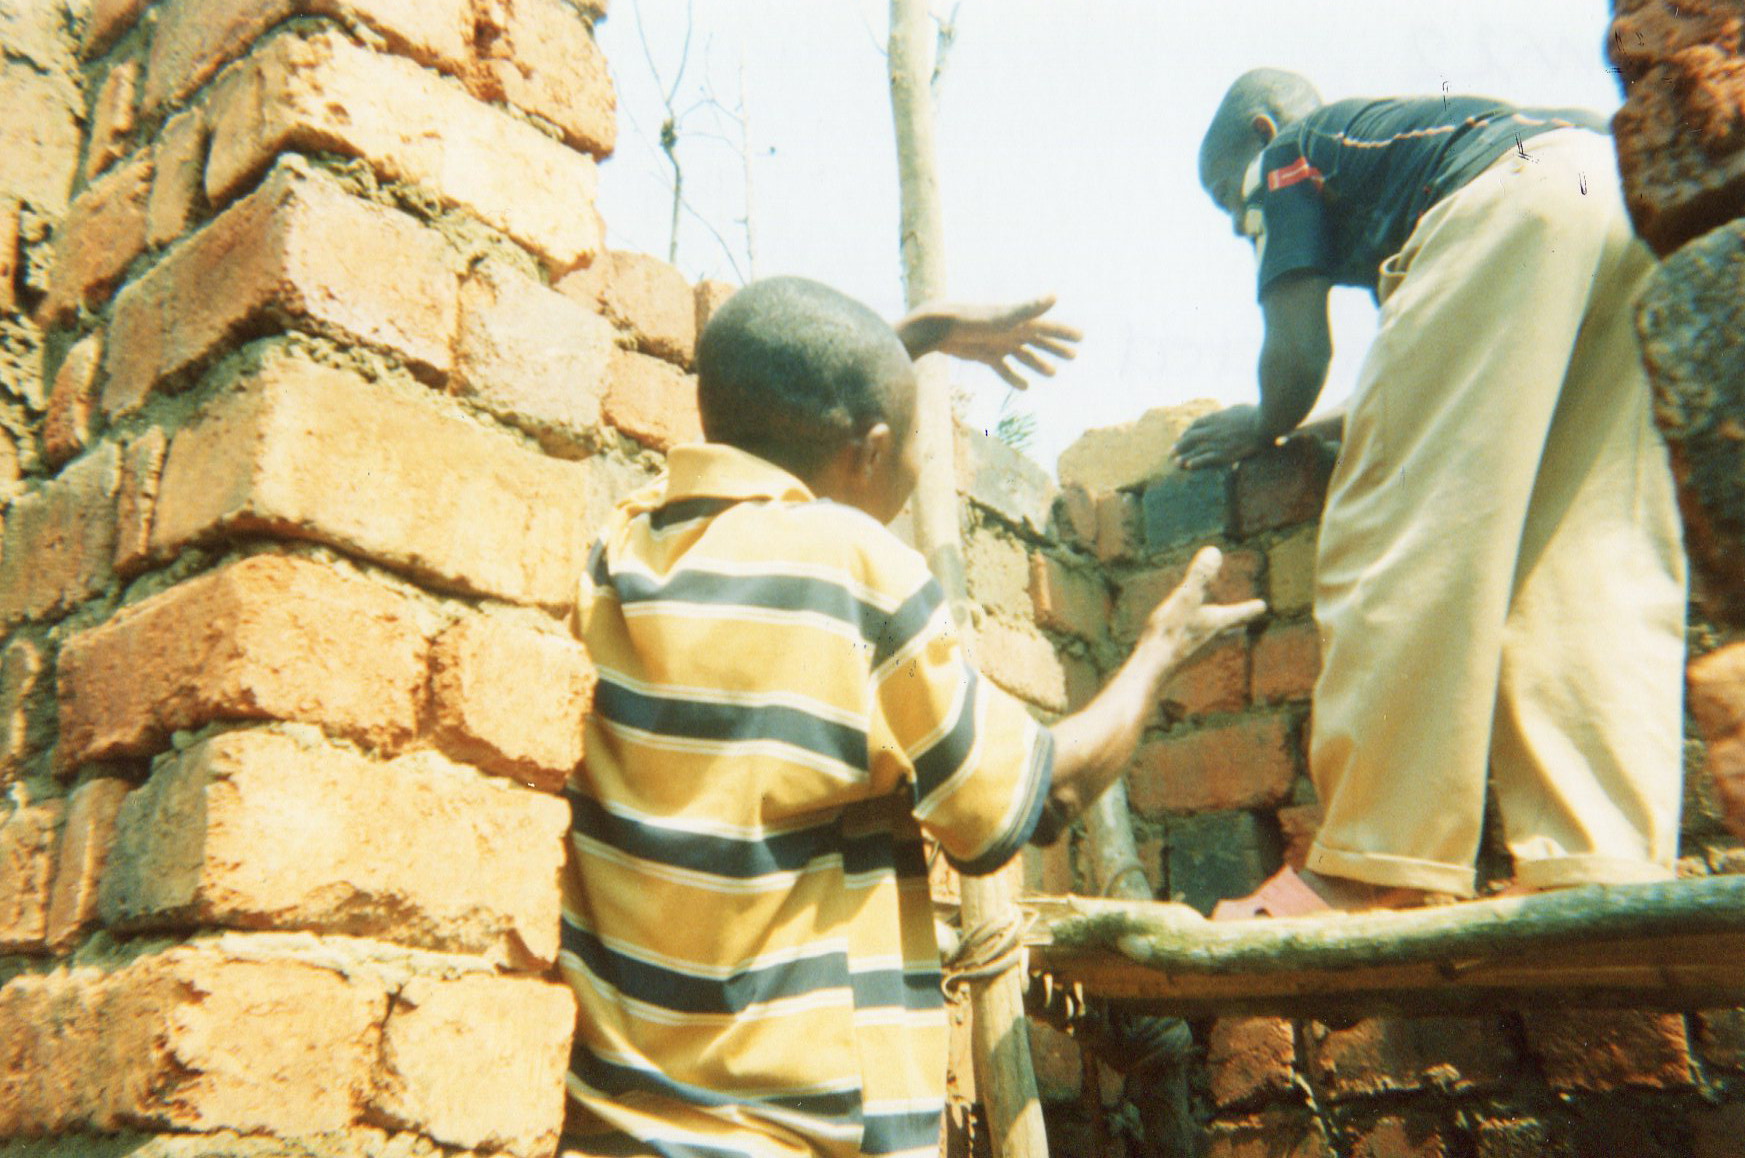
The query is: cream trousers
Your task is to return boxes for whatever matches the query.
[1306,128,1688,896]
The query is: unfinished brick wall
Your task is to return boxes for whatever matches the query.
[943,405,1745,1158]
[0,1,725,1154]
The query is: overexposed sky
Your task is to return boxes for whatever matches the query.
[594,2,1624,473]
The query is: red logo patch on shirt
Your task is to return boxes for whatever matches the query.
[1266,158,1324,192]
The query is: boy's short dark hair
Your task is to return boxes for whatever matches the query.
[696,277,915,476]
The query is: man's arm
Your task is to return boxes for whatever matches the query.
[1173,272,1334,469]
[893,296,1082,389]
[1032,548,1266,842]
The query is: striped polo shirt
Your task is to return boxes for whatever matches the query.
[560,443,1054,1158]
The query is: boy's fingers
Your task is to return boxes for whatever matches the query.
[1034,321,1084,343]
[1033,336,1078,360]
[991,360,1028,390]
[1013,349,1055,376]
[1203,599,1268,633]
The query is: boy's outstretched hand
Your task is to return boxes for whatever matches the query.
[894,295,1082,389]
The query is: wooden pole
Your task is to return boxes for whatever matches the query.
[888,4,1046,1156]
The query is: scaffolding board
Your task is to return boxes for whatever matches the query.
[1018,875,1745,1021]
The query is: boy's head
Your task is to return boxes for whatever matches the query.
[697,277,919,523]
[1198,69,1322,233]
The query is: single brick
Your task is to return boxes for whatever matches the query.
[100,730,569,967]
[113,425,167,576]
[43,777,129,950]
[1696,1010,1745,1072]
[1206,1017,1295,1108]
[1276,802,1322,871]
[0,65,83,214]
[83,58,141,183]
[468,0,616,157]
[965,530,1034,621]
[82,0,152,58]
[454,261,613,455]
[1094,490,1143,563]
[0,440,121,628]
[1472,1118,1569,1158]
[42,332,103,468]
[1231,435,1334,538]
[430,615,597,792]
[1522,1009,1694,1090]
[40,151,152,323]
[695,277,736,333]
[102,158,458,417]
[975,617,1067,714]
[1159,634,1250,719]
[205,29,601,272]
[55,554,428,766]
[0,636,48,781]
[143,0,474,112]
[0,797,64,951]
[1267,524,1318,616]
[148,349,591,607]
[605,348,704,452]
[1205,1110,1335,1158]
[956,423,1057,536]
[1251,620,1320,703]
[0,944,387,1134]
[1028,552,1110,641]
[0,196,18,314]
[1142,467,1230,553]
[1306,1016,1513,1100]
[1057,401,1219,494]
[1051,483,1099,549]
[1027,1022,1083,1103]
[1111,550,1263,644]
[1350,1117,1448,1158]
[1130,714,1294,816]
[558,250,697,365]
[146,105,207,249]
[1164,809,1279,916]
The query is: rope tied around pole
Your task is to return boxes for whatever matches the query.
[941,908,1036,1000]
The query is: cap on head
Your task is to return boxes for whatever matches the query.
[696,277,916,479]
[1198,68,1323,192]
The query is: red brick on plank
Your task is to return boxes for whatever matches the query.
[0,440,121,628]
[1206,1017,1295,1109]
[1252,620,1320,703]
[1306,1016,1513,1100]
[55,554,428,768]
[0,943,387,1135]
[83,58,141,183]
[0,798,63,951]
[559,250,698,366]
[468,0,616,157]
[1112,550,1262,644]
[102,158,457,417]
[1232,434,1334,538]
[147,351,592,607]
[604,348,704,452]
[1522,1009,1694,1090]
[42,332,103,468]
[204,29,601,272]
[43,777,129,950]
[1128,714,1295,816]
[82,0,152,58]
[976,616,1067,714]
[1160,633,1249,719]
[1028,552,1110,641]
[146,106,207,248]
[430,615,596,792]
[143,0,473,112]
[99,730,569,968]
[40,152,152,324]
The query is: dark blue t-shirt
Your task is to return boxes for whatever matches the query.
[1248,97,1608,299]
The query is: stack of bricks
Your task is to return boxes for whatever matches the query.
[0,2,722,1154]
[1610,0,1745,844]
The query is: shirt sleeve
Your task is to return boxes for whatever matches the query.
[1254,137,1334,298]
[867,568,1054,878]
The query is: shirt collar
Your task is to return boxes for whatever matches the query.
[662,443,817,505]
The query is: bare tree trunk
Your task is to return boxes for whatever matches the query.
[888,4,1046,1157]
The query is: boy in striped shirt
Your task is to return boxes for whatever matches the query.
[561,277,1262,1157]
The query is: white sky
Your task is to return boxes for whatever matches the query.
[594,2,1624,474]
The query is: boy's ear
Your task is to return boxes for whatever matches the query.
[1250,113,1278,145]
[854,422,896,477]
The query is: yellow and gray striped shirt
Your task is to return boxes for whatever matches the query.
[561,443,1053,1158]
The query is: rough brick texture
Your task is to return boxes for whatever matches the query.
[42,151,152,323]
[957,424,1058,536]
[604,348,704,452]
[1689,642,1745,834]
[0,637,49,780]
[1232,434,1335,538]
[1056,402,1218,494]
[1251,621,1320,704]
[965,528,1034,619]
[469,0,616,157]
[146,106,207,249]
[1610,0,1745,255]
[1206,1017,1296,1109]
[0,798,63,951]
[149,350,592,607]
[976,617,1068,714]
[56,555,427,767]
[113,425,169,576]
[1165,809,1279,916]
[1305,1016,1512,1100]
[1523,1010,1694,1091]
[1130,714,1295,815]
[83,58,140,184]
[103,159,458,417]
[1143,467,1230,553]
[1112,551,1261,643]
[83,0,152,58]
[0,441,121,628]
[1205,1110,1334,1158]
[429,615,596,791]
[559,249,697,364]
[205,29,601,272]
[1160,634,1250,719]
[99,730,569,968]
[1267,525,1318,616]
[0,63,82,215]
[1349,1117,1448,1158]
[43,778,130,951]
[42,333,102,468]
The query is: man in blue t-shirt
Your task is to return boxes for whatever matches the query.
[1175,70,1687,909]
